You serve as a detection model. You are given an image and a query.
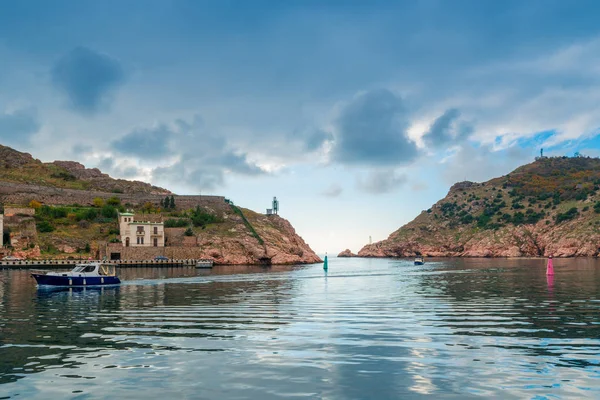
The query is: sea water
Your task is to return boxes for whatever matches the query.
[1,257,599,399]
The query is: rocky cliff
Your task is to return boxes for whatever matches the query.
[358,156,600,258]
[0,144,320,264]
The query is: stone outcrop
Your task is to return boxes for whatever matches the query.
[357,157,600,258]
[337,249,356,257]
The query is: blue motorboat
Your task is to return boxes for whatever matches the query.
[414,256,425,266]
[31,262,121,287]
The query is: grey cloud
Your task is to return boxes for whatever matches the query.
[331,89,419,166]
[71,143,93,155]
[321,184,343,197]
[357,170,407,194]
[422,108,473,149]
[442,144,530,184]
[303,128,334,152]
[97,157,142,179]
[0,107,40,146]
[110,124,172,160]
[216,153,265,175]
[52,47,125,114]
[138,115,267,191]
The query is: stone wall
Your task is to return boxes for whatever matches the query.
[4,207,35,217]
[102,244,212,261]
[0,182,225,209]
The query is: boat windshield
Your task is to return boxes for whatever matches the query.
[72,264,97,273]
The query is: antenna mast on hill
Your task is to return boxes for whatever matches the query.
[272,197,279,215]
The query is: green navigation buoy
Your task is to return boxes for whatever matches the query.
[323,254,328,270]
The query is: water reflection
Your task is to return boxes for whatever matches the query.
[0,259,599,399]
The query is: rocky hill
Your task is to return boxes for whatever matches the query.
[0,145,320,265]
[358,156,600,258]
[0,145,170,194]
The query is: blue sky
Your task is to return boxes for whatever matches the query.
[2,1,600,253]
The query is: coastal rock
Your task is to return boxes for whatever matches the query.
[337,249,356,257]
[356,157,600,258]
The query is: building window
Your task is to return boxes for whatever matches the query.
[141,237,144,245]
[137,237,140,245]
[154,226,158,235]
[154,238,158,247]
[126,238,130,247]
[137,226,144,233]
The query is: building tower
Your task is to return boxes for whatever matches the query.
[272,197,279,215]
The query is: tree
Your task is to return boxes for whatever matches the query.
[106,196,121,206]
[93,197,105,207]
[169,195,175,209]
[101,205,117,219]
[159,198,164,208]
[28,200,42,209]
[184,227,194,236]
[164,195,170,209]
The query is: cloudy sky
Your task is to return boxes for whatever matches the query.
[2,1,600,254]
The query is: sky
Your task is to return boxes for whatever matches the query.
[2,0,600,254]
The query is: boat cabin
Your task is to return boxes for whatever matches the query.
[50,262,117,277]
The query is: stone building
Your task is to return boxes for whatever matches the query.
[118,212,165,247]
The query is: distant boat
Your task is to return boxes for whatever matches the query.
[196,259,214,268]
[31,262,121,287]
[414,256,425,266]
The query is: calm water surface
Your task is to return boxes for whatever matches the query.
[1,258,599,399]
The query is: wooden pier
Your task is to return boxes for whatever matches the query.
[0,259,214,269]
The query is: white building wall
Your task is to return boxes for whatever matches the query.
[118,212,164,247]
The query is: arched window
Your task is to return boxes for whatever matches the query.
[125,237,130,247]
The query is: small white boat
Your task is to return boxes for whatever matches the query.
[414,256,425,266]
[196,259,214,268]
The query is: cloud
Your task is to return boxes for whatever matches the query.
[97,157,143,179]
[303,128,334,152]
[51,47,125,114]
[421,109,473,149]
[111,124,172,160]
[0,107,40,146]
[331,89,419,166]
[356,170,407,194]
[71,143,93,155]
[114,115,269,191]
[442,144,531,184]
[321,183,343,197]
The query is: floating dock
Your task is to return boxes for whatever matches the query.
[0,259,214,269]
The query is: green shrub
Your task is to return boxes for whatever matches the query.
[184,227,195,236]
[556,207,579,223]
[101,205,117,219]
[191,206,222,227]
[106,196,121,206]
[38,221,55,233]
[164,218,190,228]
